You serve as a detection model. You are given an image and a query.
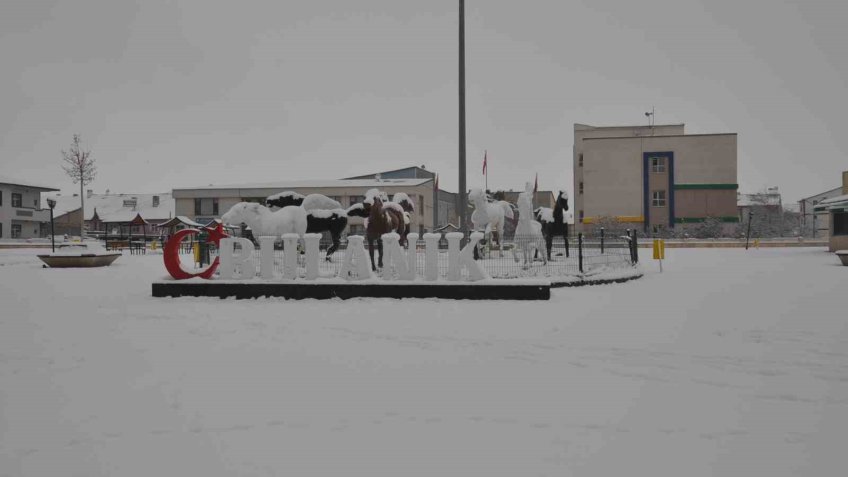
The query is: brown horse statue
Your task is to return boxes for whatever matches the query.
[366,196,405,271]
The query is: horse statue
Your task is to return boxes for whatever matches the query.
[469,188,514,257]
[365,195,406,271]
[266,192,347,260]
[348,189,413,246]
[221,202,308,238]
[534,190,570,259]
[513,184,547,269]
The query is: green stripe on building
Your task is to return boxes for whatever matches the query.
[674,183,738,190]
[675,216,740,224]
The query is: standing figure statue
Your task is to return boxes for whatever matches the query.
[513,183,547,269]
[534,190,570,259]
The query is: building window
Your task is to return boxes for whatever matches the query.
[11,224,22,238]
[834,212,848,236]
[194,198,219,216]
[329,196,342,205]
[12,193,22,208]
[650,156,666,173]
[652,224,665,236]
[578,154,583,167]
[34,199,38,207]
[652,190,667,207]
[349,195,365,207]
[579,182,584,195]
[348,224,364,236]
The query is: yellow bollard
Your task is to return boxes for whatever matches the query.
[653,239,665,272]
[193,242,200,264]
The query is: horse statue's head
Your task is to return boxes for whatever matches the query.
[555,190,569,212]
[222,202,265,227]
[468,188,486,204]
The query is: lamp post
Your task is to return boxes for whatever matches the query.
[458,0,467,237]
[745,210,753,250]
[46,198,56,253]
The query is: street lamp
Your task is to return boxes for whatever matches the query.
[46,197,56,253]
[745,210,754,250]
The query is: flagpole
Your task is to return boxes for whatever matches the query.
[433,175,438,230]
[485,150,488,193]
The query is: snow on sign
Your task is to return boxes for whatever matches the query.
[163,228,489,283]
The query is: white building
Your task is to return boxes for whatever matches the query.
[0,176,59,239]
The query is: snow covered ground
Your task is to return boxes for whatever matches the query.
[1,247,846,476]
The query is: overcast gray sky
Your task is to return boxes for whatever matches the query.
[2,0,846,202]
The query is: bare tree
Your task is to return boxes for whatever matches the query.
[61,134,96,238]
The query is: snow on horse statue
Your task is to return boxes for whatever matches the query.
[513,183,547,269]
[222,202,308,239]
[266,192,347,260]
[469,188,514,257]
[392,192,415,246]
[534,190,570,259]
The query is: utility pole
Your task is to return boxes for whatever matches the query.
[458,0,468,236]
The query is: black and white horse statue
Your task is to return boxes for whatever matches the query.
[534,190,570,259]
[266,191,347,260]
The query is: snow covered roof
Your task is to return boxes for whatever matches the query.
[174,178,432,192]
[814,194,848,211]
[0,175,59,191]
[45,192,174,222]
[155,216,205,228]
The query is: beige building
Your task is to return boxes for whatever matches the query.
[172,178,438,236]
[0,176,58,239]
[573,123,738,234]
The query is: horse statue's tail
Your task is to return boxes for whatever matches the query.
[498,201,514,220]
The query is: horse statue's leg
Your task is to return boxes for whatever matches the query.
[376,238,384,269]
[326,234,339,261]
[368,238,378,271]
[545,226,553,260]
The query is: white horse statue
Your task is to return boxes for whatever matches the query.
[221,202,308,238]
[469,188,514,257]
[512,184,547,268]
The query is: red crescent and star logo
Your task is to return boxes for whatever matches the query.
[163,223,228,280]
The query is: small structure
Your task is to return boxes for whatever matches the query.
[813,171,848,252]
[799,186,843,239]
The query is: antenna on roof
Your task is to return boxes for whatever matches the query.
[644,106,655,128]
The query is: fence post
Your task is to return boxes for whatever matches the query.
[600,227,605,254]
[631,229,639,264]
[578,232,584,273]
